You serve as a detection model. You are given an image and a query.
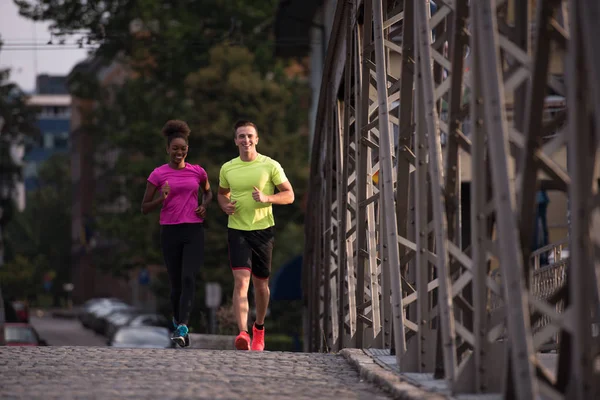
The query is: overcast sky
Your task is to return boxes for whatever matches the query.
[0,1,89,93]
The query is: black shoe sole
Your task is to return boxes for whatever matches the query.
[172,336,186,348]
[171,334,190,348]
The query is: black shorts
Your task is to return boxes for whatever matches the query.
[227,227,275,279]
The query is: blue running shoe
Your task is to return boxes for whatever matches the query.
[171,324,190,348]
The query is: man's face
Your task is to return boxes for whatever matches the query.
[234,126,258,152]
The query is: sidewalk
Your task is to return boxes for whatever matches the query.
[341,348,502,400]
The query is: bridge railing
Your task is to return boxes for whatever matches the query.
[303,1,600,400]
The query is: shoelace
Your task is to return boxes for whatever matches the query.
[177,324,189,337]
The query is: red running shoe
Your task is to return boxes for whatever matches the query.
[234,331,251,350]
[251,324,265,351]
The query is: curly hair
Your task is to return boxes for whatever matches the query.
[162,120,191,145]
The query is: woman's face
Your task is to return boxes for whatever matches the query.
[167,137,188,165]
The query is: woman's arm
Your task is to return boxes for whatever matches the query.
[141,181,166,214]
[200,179,213,208]
[195,179,213,218]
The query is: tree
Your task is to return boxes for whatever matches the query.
[14,0,279,80]
[0,41,39,287]
[3,154,72,304]
[0,65,39,227]
[183,43,309,274]
[15,1,311,331]
[88,43,309,330]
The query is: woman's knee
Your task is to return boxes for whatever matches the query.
[182,275,195,291]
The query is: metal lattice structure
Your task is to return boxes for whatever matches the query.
[302,0,600,398]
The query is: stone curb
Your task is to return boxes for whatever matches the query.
[340,348,449,400]
[188,333,236,350]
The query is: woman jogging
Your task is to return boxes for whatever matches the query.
[141,120,212,347]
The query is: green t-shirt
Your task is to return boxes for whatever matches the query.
[219,154,288,231]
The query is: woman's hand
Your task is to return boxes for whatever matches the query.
[162,181,170,198]
[195,204,207,218]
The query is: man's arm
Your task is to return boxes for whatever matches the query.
[218,186,237,215]
[253,181,294,205]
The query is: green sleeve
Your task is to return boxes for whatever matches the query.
[219,165,230,189]
[271,160,288,186]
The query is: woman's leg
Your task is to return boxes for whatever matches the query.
[160,225,183,323]
[178,224,204,325]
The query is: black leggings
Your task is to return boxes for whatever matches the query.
[160,223,204,325]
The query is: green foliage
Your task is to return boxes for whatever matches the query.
[15,0,279,80]
[0,68,39,141]
[0,44,43,299]
[0,255,38,299]
[89,43,309,331]
[15,0,310,333]
[3,154,72,303]
[0,63,40,227]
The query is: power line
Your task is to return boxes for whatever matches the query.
[0,47,98,51]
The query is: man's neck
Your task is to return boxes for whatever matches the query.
[239,151,259,162]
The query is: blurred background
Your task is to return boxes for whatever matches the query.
[0,0,323,351]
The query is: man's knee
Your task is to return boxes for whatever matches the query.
[252,277,270,293]
[233,271,251,291]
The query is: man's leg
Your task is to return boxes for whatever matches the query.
[233,269,251,332]
[252,276,270,326]
[228,228,253,350]
[248,227,274,351]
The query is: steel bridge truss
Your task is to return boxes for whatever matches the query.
[303,0,600,398]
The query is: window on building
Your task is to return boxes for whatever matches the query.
[23,162,38,178]
[54,132,69,149]
[43,133,55,149]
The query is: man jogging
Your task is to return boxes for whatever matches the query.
[218,120,294,351]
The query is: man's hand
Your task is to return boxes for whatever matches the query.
[161,181,170,198]
[223,200,237,215]
[252,186,270,203]
[195,205,207,218]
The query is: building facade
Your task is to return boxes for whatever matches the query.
[24,75,71,192]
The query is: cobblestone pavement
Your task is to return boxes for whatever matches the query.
[0,347,393,399]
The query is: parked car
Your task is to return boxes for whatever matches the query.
[106,312,171,339]
[4,323,47,346]
[89,304,136,334]
[11,300,29,323]
[128,313,171,330]
[79,298,129,330]
[108,326,175,348]
[102,308,142,337]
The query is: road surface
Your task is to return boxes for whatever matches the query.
[3,314,393,399]
[0,347,392,399]
[29,312,106,347]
